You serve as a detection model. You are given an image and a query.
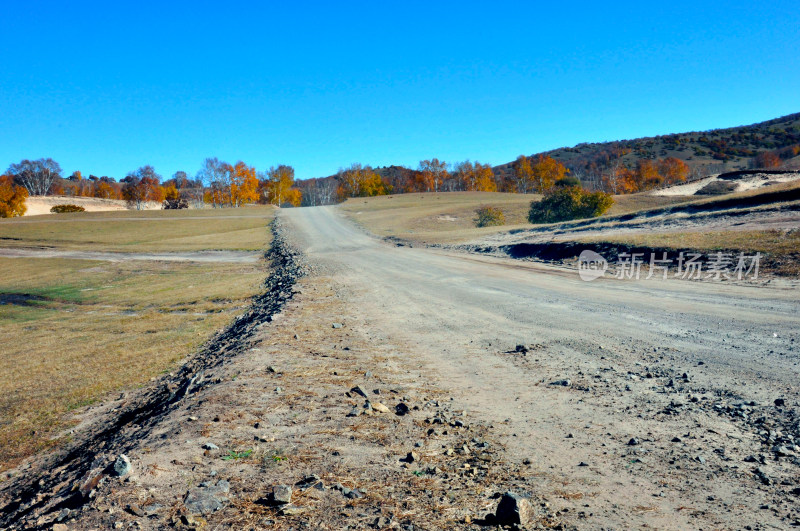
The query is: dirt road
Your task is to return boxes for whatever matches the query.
[283,206,800,529]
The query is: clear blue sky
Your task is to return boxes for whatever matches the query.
[2,1,798,181]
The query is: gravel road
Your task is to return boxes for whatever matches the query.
[283,206,800,529]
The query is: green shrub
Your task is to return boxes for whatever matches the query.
[474,206,505,227]
[528,186,613,224]
[50,204,86,213]
[554,175,582,188]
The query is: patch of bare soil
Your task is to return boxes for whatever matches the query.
[22,196,161,216]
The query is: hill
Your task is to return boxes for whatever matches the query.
[295,112,800,202]
[493,112,800,187]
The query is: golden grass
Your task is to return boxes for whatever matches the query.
[0,257,266,470]
[0,208,274,471]
[339,191,691,245]
[606,193,693,216]
[0,205,276,252]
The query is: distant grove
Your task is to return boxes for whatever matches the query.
[2,112,798,216]
[0,158,305,216]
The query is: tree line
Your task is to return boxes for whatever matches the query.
[0,158,304,216]
[295,154,693,206]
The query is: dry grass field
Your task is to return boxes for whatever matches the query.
[0,206,276,252]
[339,191,693,244]
[0,208,274,471]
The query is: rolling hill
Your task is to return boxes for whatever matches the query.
[493,112,800,187]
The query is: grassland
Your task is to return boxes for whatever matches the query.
[339,191,692,245]
[0,206,275,252]
[0,207,273,471]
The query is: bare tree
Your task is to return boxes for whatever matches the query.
[196,157,231,208]
[7,158,62,196]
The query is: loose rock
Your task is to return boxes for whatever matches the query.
[495,492,534,526]
[113,455,132,477]
[184,480,230,515]
[272,485,292,505]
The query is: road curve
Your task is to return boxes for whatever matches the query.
[282,205,800,529]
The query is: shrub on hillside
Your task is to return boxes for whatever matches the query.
[0,176,28,218]
[554,175,582,188]
[474,206,506,227]
[528,186,613,224]
[50,204,86,213]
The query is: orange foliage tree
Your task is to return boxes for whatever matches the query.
[657,157,689,186]
[754,151,782,168]
[453,161,497,192]
[122,166,164,210]
[0,175,28,217]
[418,159,449,192]
[261,164,301,206]
[531,155,568,193]
[510,155,535,193]
[633,160,663,191]
[336,164,391,199]
[93,180,117,199]
[230,161,259,206]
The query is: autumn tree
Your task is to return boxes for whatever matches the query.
[6,158,62,196]
[283,188,302,207]
[230,161,259,206]
[601,164,636,194]
[163,183,180,201]
[453,161,497,192]
[93,180,116,199]
[754,151,782,168]
[657,157,689,186]
[122,166,163,210]
[511,155,535,193]
[418,158,449,193]
[634,159,663,191]
[262,165,297,206]
[531,155,568,193]
[336,164,391,199]
[0,175,28,217]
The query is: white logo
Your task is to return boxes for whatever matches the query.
[578,250,607,281]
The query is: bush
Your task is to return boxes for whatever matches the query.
[162,198,189,209]
[528,186,613,224]
[50,204,85,213]
[554,175,582,188]
[474,206,505,227]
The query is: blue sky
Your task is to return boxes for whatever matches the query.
[1,1,798,180]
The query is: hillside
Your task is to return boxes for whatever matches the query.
[493,112,800,187]
[295,112,800,203]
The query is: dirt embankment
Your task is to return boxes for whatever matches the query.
[22,196,162,216]
[455,185,800,277]
[0,220,305,529]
